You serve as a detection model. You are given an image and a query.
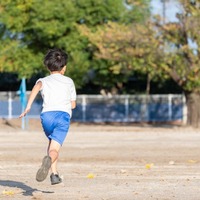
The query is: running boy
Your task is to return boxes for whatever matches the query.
[19,48,76,185]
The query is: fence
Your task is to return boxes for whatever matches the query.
[0,92,187,124]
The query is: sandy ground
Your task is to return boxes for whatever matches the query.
[0,119,200,200]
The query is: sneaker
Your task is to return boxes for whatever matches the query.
[36,155,51,182]
[50,173,62,185]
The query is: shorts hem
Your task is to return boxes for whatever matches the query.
[49,137,63,146]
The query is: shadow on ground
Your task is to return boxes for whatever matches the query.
[0,180,54,196]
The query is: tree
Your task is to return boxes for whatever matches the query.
[153,1,200,127]
[78,20,164,94]
[77,0,151,93]
[0,1,44,79]
[0,0,148,90]
[0,0,89,87]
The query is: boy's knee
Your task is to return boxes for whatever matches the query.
[49,149,59,159]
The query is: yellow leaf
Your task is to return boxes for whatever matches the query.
[188,160,197,163]
[2,190,15,195]
[145,163,154,169]
[87,173,95,179]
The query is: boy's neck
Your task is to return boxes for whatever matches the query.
[50,66,66,75]
[51,71,61,74]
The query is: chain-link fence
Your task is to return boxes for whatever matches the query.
[0,92,186,123]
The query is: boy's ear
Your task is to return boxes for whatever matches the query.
[61,65,66,75]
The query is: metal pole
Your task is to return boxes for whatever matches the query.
[8,91,12,119]
[168,94,172,121]
[125,96,129,122]
[182,94,187,125]
[82,95,86,122]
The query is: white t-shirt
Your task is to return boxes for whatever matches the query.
[37,74,76,117]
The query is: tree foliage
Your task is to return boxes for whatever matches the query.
[154,0,200,93]
[153,0,200,126]
[76,1,151,93]
[77,0,200,94]
[78,20,165,93]
[0,0,149,89]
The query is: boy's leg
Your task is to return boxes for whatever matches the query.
[36,140,61,182]
[48,140,61,174]
[51,158,58,174]
[48,140,63,185]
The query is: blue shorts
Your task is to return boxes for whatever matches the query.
[40,111,70,146]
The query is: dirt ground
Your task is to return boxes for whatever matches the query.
[0,119,200,200]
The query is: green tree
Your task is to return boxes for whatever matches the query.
[0,1,44,78]
[77,0,151,93]
[0,0,148,89]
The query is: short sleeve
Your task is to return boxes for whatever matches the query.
[36,78,43,90]
[70,80,76,101]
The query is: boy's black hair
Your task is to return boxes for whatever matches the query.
[43,48,68,71]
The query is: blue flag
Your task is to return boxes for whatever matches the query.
[18,78,27,109]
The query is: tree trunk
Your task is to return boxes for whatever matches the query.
[146,73,151,95]
[185,91,200,128]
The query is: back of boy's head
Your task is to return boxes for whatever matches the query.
[44,48,68,71]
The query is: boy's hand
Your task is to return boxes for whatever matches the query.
[19,107,30,118]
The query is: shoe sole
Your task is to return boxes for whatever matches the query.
[36,156,51,182]
[51,177,62,185]
[51,179,62,185]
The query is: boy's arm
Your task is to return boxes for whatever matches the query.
[19,81,42,118]
[71,100,76,109]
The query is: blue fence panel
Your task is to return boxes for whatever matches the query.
[12,100,21,116]
[148,103,169,121]
[71,104,83,121]
[172,104,183,120]
[29,101,43,116]
[0,101,8,116]
[128,104,142,122]
[85,103,126,122]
